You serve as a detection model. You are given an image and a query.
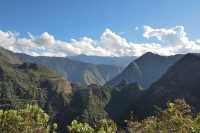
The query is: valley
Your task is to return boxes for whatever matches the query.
[0,47,200,132]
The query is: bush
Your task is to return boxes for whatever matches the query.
[68,119,117,133]
[0,104,57,133]
[126,99,200,133]
[68,120,94,133]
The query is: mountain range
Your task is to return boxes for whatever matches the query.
[16,53,123,86]
[108,52,183,89]
[141,53,200,115]
[2,46,200,132]
[106,53,200,123]
[0,48,73,131]
[68,54,135,67]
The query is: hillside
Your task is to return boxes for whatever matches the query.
[66,53,200,129]
[105,82,143,125]
[0,48,22,64]
[17,53,123,86]
[139,53,200,116]
[108,52,183,88]
[68,54,135,67]
[0,47,73,131]
[2,46,200,132]
[3,47,200,132]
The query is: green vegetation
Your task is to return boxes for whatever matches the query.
[68,119,117,133]
[2,99,200,133]
[0,48,72,131]
[69,84,111,126]
[2,47,200,133]
[127,99,200,133]
[0,104,57,133]
[17,53,123,86]
[68,99,200,133]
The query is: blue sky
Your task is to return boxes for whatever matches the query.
[0,0,200,41]
[0,0,200,57]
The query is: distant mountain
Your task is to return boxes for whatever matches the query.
[108,52,183,89]
[140,53,200,115]
[3,45,200,131]
[16,53,123,86]
[68,54,135,67]
[0,48,22,64]
[105,53,200,122]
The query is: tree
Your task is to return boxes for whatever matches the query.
[68,119,117,133]
[126,99,200,133]
[0,104,57,133]
[68,120,94,133]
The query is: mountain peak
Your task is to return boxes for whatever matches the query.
[142,52,159,57]
[109,52,183,89]
[143,52,200,115]
[135,52,162,63]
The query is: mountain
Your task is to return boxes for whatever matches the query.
[0,47,114,131]
[0,47,73,131]
[68,54,135,67]
[105,82,143,125]
[69,83,144,126]
[0,48,22,64]
[3,46,200,132]
[16,53,123,86]
[139,53,200,116]
[69,84,111,125]
[108,52,183,89]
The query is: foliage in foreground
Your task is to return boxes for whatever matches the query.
[1,99,200,133]
[0,104,57,133]
[126,99,200,133]
[68,119,117,133]
[68,99,200,133]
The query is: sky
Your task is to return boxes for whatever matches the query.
[0,0,200,57]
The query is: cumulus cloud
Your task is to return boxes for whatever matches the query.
[143,25,200,54]
[0,25,200,57]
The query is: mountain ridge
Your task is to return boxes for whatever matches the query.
[68,54,135,67]
[134,53,200,117]
[16,53,123,86]
[108,52,184,89]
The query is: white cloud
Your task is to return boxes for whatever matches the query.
[0,26,200,57]
[0,31,18,52]
[143,25,188,46]
[143,25,200,54]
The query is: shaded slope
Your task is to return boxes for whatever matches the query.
[105,83,143,125]
[17,53,123,85]
[108,62,143,86]
[0,48,73,131]
[0,58,72,108]
[109,52,183,88]
[140,53,200,115]
[0,48,22,64]
[69,84,111,125]
[68,54,135,67]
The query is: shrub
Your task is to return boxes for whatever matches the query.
[0,104,57,133]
